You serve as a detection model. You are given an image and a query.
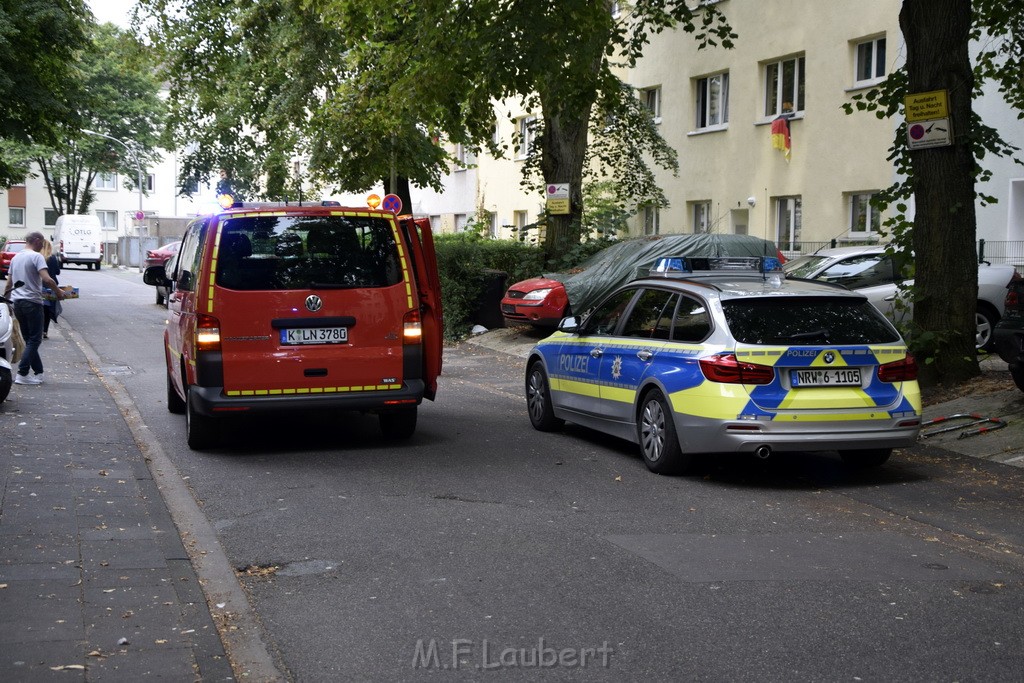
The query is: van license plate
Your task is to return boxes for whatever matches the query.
[281,327,348,345]
[791,368,861,387]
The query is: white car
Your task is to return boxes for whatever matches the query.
[784,245,1018,350]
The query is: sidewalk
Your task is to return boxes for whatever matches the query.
[0,323,233,680]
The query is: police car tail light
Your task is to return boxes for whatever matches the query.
[403,309,422,344]
[699,354,774,385]
[877,355,918,383]
[195,314,221,352]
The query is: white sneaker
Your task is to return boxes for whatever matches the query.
[14,374,42,385]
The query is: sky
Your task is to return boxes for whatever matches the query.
[88,0,137,29]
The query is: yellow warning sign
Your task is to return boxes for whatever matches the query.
[904,90,948,123]
[546,198,570,215]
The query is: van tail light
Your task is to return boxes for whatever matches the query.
[403,309,422,345]
[195,314,221,352]
[877,355,918,383]
[699,354,775,385]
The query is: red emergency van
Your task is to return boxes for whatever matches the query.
[144,200,443,449]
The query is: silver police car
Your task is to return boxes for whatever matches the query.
[525,256,922,474]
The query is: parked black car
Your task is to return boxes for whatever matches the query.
[993,274,1024,392]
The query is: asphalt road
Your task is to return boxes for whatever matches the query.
[58,265,1024,681]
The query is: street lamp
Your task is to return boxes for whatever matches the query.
[81,128,144,236]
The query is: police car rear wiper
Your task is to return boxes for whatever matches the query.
[789,328,830,342]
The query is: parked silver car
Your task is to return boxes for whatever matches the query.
[783,245,1019,350]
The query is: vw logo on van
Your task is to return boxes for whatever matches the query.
[305,295,323,312]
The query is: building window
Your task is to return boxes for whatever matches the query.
[764,56,805,118]
[95,210,118,231]
[44,209,58,226]
[9,207,25,227]
[692,201,712,233]
[429,215,440,231]
[95,172,117,191]
[775,196,802,251]
[146,174,156,192]
[695,73,729,130]
[517,116,537,159]
[640,86,662,122]
[642,205,660,236]
[454,213,468,232]
[854,37,886,86]
[513,210,528,233]
[454,144,476,170]
[611,1,621,18]
[849,192,881,234]
[485,211,497,238]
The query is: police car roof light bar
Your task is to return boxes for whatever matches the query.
[652,256,783,276]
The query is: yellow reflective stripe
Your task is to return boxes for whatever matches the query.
[224,384,402,396]
[670,382,749,420]
[550,377,600,398]
[388,221,415,308]
[206,228,223,313]
[778,388,877,409]
[602,385,638,404]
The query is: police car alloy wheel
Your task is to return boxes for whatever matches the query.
[526,361,563,432]
[638,389,687,474]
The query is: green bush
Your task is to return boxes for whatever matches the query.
[434,234,545,340]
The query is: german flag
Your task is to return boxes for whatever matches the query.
[771,116,791,162]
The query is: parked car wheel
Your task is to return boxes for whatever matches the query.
[839,448,892,468]
[638,389,689,474]
[186,387,218,450]
[526,361,563,431]
[976,303,999,351]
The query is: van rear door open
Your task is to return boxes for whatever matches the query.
[400,216,443,400]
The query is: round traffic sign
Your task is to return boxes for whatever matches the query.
[381,194,402,214]
[134,210,145,221]
[909,124,925,140]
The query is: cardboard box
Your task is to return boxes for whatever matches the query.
[44,286,79,300]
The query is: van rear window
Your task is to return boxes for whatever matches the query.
[215,215,402,290]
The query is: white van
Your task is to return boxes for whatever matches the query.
[54,214,104,269]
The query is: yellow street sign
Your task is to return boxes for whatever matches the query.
[904,90,949,123]
[546,198,570,215]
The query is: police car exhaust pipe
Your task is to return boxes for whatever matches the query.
[754,445,772,460]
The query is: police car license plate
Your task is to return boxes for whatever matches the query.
[791,368,862,387]
[281,327,348,345]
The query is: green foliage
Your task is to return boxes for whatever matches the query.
[841,1,1023,374]
[0,0,91,187]
[434,234,545,340]
[139,0,734,259]
[581,180,633,238]
[5,22,166,217]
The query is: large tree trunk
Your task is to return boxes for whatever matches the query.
[538,106,591,262]
[900,0,979,386]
